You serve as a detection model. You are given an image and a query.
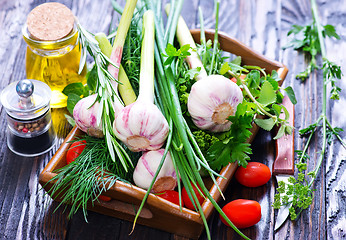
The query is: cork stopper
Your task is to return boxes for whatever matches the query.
[26,2,74,41]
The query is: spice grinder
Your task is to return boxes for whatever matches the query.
[1,79,57,157]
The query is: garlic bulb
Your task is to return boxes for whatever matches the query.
[113,101,169,151]
[188,74,243,132]
[73,94,104,138]
[113,10,169,152]
[133,149,177,193]
[172,12,243,133]
[73,92,124,138]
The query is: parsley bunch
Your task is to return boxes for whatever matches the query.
[273,0,346,220]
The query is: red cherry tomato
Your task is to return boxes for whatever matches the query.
[98,195,112,202]
[220,199,261,229]
[182,183,204,210]
[235,162,271,187]
[66,140,87,165]
[157,190,183,206]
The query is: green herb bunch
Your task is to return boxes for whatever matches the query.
[68,23,133,171]
[166,39,296,170]
[273,0,346,221]
[49,14,144,220]
[48,136,140,221]
[207,67,296,169]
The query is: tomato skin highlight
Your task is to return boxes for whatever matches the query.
[182,183,204,210]
[66,140,87,165]
[157,190,183,206]
[220,199,261,229]
[235,162,271,187]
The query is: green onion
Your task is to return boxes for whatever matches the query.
[135,1,250,239]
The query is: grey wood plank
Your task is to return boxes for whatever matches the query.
[318,1,346,239]
[0,0,345,239]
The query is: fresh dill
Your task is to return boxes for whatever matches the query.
[121,11,143,96]
[47,135,140,220]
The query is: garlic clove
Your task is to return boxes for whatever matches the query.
[113,100,169,152]
[133,149,177,192]
[188,74,243,132]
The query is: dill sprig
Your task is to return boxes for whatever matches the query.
[121,14,142,96]
[47,136,140,221]
[273,0,346,221]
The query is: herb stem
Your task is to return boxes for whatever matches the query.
[209,1,219,75]
[307,0,328,186]
[165,4,207,80]
[325,119,346,148]
[231,71,277,120]
[198,7,208,66]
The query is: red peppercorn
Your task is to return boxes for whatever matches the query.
[22,128,28,133]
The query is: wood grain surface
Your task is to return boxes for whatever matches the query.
[0,0,345,239]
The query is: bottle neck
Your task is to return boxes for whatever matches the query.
[23,24,79,56]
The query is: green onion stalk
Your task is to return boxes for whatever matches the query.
[131,0,250,239]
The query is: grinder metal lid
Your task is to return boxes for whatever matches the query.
[1,79,52,120]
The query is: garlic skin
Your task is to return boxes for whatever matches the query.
[73,94,104,138]
[188,74,243,132]
[73,93,124,138]
[133,149,177,193]
[113,101,169,152]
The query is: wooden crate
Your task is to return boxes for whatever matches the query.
[39,29,288,239]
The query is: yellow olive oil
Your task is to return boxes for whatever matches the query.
[24,27,86,108]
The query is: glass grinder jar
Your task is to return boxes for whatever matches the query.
[1,79,57,157]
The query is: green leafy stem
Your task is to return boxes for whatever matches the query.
[273,0,345,221]
[229,69,295,140]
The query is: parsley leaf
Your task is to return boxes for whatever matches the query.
[206,101,254,169]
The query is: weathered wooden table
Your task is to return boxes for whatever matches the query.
[0,0,345,239]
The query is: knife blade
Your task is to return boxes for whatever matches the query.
[273,95,295,231]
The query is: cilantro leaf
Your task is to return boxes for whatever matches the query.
[257,81,276,106]
[163,43,191,66]
[284,86,297,104]
[323,24,340,39]
[254,117,275,131]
